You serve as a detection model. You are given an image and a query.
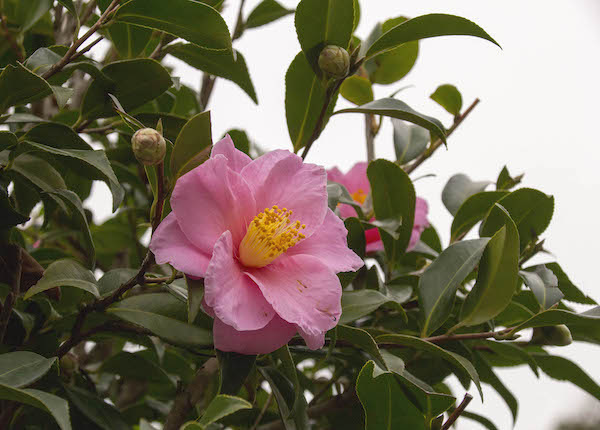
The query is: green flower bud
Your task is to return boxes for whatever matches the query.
[131,128,166,166]
[59,353,79,380]
[531,325,573,346]
[318,45,350,78]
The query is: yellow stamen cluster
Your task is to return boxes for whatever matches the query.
[351,189,367,205]
[239,206,306,268]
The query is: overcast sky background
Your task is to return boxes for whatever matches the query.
[85,1,600,428]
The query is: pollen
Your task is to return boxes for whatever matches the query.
[350,189,367,205]
[239,206,306,268]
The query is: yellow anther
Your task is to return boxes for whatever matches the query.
[239,206,306,268]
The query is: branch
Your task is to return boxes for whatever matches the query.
[441,393,473,430]
[364,114,376,162]
[0,14,24,62]
[404,98,480,174]
[42,0,121,80]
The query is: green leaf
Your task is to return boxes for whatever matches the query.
[57,0,77,17]
[225,129,250,155]
[335,98,446,144]
[114,0,232,51]
[337,325,386,369]
[367,17,419,85]
[482,188,554,251]
[23,122,91,150]
[545,263,596,305]
[533,354,600,401]
[246,0,294,29]
[340,75,373,106]
[483,340,539,377]
[217,351,256,396]
[418,238,490,337]
[97,268,137,296]
[344,217,366,258]
[81,59,172,120]
[186,276,205,324]
[259,367,297,430]
[24,259,99,300]
[46,190,96,268]
[295,0,354,75]
[430,84,463,116]
[198,395,252,427]
[520,265,563,310]
[508,308,600,335]
[170,111,212,179]
[167,43,257,103]
[450,191,508,242]
[65,386,129,430]
[442,173,491,216]
[392,119,429,164]
[0,130,18,152]
[356,361,428,430]
[459,411,499,430]
[458,205,520,328]
[473,352,518,423]
[0,184,29,228]
[367,159,415,265]
[0,352,56,388]
[341,289,406,324]
[100,352,174,386]
[15,0,52,31]
[0,63,53,111]
[495,165,522,191]
[107,293,213,346]
[285,52,337,152]
[18,140,124,212]
[365,13,500,59]
[377,334,483,399]
[0,384,71,430]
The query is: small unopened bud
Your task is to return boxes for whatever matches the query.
[131,128,166,166]
[532,325,573,346]
[318,45,350,79]
[59,353,79,380]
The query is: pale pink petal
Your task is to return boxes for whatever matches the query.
[326,167,345,185]
[287,210,363,273]
[150,212,211,277]
[171,155,256,253]
[204,231,275,331]
[213,314,297,355]
[211,135,252,173]
[240,149,290,184]
[246,254,342,336]
[343,162,370,194]
[298,327,325,350]
[338,203,359,219]
[407,197,430,251]
[242,151,327,238]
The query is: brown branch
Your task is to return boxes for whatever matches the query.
[70,35,103,61]
[42,0,120,80]
[404,98,480,174]
[441,393,473,430]
[79,0,98,26]
[0,14,24,62]
[80,121,122,134]
[231,0,247,41]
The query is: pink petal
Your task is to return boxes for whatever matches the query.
[246,254,342,336]
[343,162,370,194]
[326,167,345,184]
[287,210,363,273]
[171,155,256,253]
[408,197,430,251]
[150,212,211,277]
[211,135,252,173]
[213,314,297,355]
[365,227,384,253]
[204,231,275,331]
[298,327,325,350]
[241,151,327,238]
[338,204,359,219]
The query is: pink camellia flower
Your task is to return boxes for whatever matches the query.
[327,162,429,253]
[150,136,364,355]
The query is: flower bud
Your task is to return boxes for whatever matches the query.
[531,325,573,346]
[318,45,350,79]
[59,353,79,380]
[131,128,166,166]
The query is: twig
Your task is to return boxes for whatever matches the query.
[232,0,247,41]
[441,393,473,430]
[79,0,98,26]
[70,35,103,61]
[404,98,480,174]
[364,114,376,162]
[250,392,273,430]
[149,35,167,60]
[143,273,183,284]
[42,0,120,80]
[80,120,122,134]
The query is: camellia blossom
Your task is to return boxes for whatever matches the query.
[150,136,364,355]
[327,162,429,253]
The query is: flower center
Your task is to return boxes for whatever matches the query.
[351,189,367,205]
[239,205,306,268]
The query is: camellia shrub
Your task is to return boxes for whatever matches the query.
[1,1,599,429]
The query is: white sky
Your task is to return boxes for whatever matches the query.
[88,1,600,428]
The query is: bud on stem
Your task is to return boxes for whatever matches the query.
[318,45,350,79]
[131,128,166,166]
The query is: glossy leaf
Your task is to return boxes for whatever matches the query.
[458,205,519,328]
[367,159,415,264]
[114,0,232,51]
[520,265,563,310]
[418,238,490,337]
[533,354,600,401]
[496,165,523,191]
[450,191,508,242]
[483,341,539,377]
[167,43,257,103]
[97,268,137,296]
[0,63,53,111]
[337,325,386,369]
[335,98,446,143]
[341,289,406,324]
[15,0,52,31]
[442,173,491,216]
[107,293,213,346]
[24,259,99,300]
[460,411,499,430]
[273,346,309,429]
[365,13,500,59]
[186,276,205,324]
[0,131,18,152]
[546,263,596,305]
[170,111,212,179]
[430,84,462,116]
[217,351,256,396]
[0,184,29,228]
[509,307,600,335]
[57,0,77,18]
[295,0,354,75]
[246,0,294,29]
[198,395,252,427]
[392,119,429,164]
[65,386,129,430]
[100,352,174,386]
[340,75,374,106]
[0,383,71,430]
[259,367,298,430]
[473,352,518,423]
[0,352,56,388]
